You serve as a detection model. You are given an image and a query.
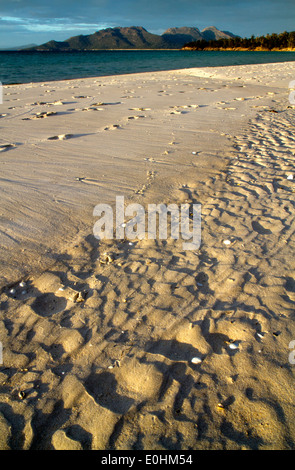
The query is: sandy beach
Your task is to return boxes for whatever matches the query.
[0,61,295,450]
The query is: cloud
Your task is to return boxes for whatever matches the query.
[0,0,294,26]
[0,0,294,47]
[0,17,108,33]
[0,14,111,34]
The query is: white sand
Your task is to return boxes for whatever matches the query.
[0,61,295,449]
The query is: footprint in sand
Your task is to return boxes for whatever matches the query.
[51,100,65,106]
[127,115,145,120]
[169,105,199,115]
[0,143,16,152]
[31,292,67,317]
[82,107,104,112]
[22,111,58,120]
[103,124,121,131]
[94,101,121,106]
[30,271,88,318]
[251,220,273,235]
[30,100,65,106]
[85,371,134,414]
[48,134,74,141]
[129,107,151,111]
[31,101,49,106]
[217,106,237,110]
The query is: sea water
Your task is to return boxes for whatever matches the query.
[0,50,295,85]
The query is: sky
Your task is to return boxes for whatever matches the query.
[0,0,294,48]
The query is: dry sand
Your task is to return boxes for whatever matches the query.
[0,62,295,450]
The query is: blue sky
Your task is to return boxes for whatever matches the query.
[0,0,294,48]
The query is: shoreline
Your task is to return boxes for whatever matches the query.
[0,62,295,449]
[182,47,295,52]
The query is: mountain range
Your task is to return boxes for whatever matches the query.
[26,26,238,51]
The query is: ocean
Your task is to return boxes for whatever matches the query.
[0,50,295,85]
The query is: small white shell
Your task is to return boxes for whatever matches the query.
[287,174,293,180]
[9,288,16,295]
[228,342,239,350]
[19,281,26,287]
[191,357,202,364]
[223,240,231,245]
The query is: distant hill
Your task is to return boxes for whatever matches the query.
[161,27,203,46]
[26,26,238,51]
[28,27,172,51]
[201,26,237,41]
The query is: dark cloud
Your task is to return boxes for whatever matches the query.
[0,0,294,48]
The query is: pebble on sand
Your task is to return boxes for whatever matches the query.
[191,357,202,364]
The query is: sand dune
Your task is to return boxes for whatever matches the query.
[0,62,295,450]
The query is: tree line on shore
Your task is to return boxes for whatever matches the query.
[183,30,295,50]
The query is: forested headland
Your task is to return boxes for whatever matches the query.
[182,31,295,51]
